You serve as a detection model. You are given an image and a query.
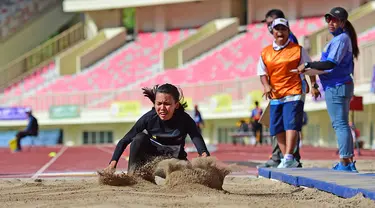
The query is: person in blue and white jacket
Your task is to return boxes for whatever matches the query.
[296,7,359,172]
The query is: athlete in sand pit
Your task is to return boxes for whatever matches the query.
[103,83,210,176]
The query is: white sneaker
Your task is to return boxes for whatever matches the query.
[277,159,300,168]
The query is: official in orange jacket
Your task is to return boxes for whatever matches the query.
[257,18,320,168]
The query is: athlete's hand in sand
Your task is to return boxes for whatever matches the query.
[263,85,275,100]
[103,161,117,174]
[200,152,208,157]
[311,88,321,100]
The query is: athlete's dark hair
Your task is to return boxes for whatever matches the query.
[344,20,359,59]
[142,83,188,111]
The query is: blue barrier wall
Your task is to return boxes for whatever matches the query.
[0,129,61,147]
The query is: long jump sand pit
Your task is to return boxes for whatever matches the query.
[1,158,374,208]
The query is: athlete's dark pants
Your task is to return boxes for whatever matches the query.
[128,133,186,174]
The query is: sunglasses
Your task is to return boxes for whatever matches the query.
[325,15,339,23]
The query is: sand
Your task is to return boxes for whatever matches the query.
[1,159,375,208]
[0,177,374,208]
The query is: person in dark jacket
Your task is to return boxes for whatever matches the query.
[15,109,39,152]
[194,105,205,135]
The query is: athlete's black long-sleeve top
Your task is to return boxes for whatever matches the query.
[111,108,210,163]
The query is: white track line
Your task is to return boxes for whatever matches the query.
[31,146,68,179]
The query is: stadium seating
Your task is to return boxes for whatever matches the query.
[11,17,375,111]
[87,17,325,108]
[108,17,323,104]
[2,62,56,97]
[35,29,196,94]
[14,29,196,110]
[140,18,325,86]
[0,0,58,38]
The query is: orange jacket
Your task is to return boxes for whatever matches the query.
[261,42,303,99]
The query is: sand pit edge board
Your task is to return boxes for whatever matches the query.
[258,168,375,201]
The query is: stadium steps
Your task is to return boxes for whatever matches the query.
[176,28,247,70]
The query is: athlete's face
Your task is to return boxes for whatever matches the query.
[272,25,289,45]
[155,92,179,121]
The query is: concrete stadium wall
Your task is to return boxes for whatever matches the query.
[247,0,366,23]
[231,0,246,25]
[0,4,75,67]
[355,41,375,84]
[72,0,365,35]
[163,18,238,69]
[181,18,239,64]
[163,22,217,69]
[79,28,127,69]
[57,31,106,75]
[84,9,123,39]
[136,0,244,32]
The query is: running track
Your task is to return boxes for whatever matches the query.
[1,144,375,178]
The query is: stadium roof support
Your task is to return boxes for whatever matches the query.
[63,0,204,12]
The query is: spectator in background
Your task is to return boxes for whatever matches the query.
[194,105,205,135]
[15,109,39,152]
[251,101,263,146]
[239,120,250,133]
[234,119,249,146]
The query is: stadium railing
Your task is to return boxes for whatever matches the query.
[0,22,84,92]
[7,76,261,112]
[56,27,126,76]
